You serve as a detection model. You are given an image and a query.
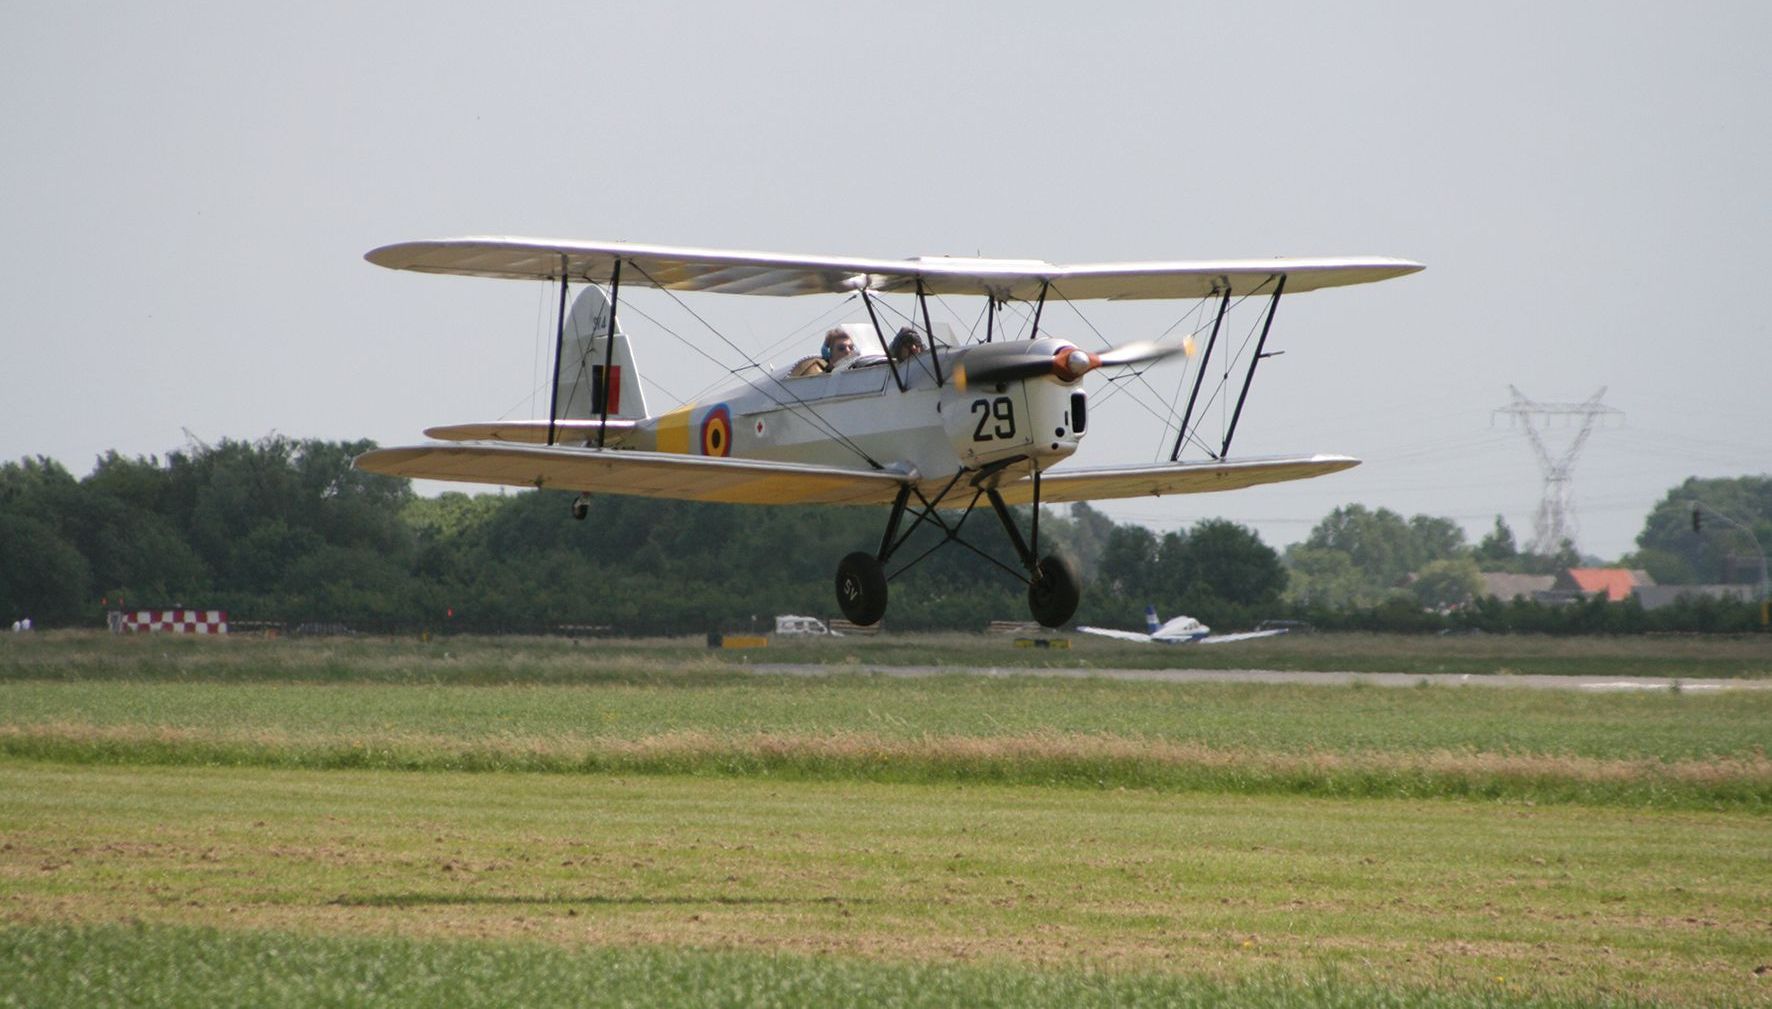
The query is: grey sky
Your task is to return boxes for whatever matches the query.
[4,2,1766,559]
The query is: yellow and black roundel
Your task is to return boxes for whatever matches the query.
[700,404,732,457]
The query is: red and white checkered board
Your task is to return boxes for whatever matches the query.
[122,610,228,635]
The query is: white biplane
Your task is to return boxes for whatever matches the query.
[354,238,1420,628]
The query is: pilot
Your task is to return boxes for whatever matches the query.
[889,327,925,363]
[822,328,857,368]
[788,328,858,377]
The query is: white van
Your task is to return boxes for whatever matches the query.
[773,615,837,636]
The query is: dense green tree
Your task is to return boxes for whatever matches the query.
[1474,515,1518,565]
[1096,524,1160,599]
[1632,476,1772,585]
[9,437,1762,635]
[0,512,90,626]
[1304,504,1418,589]
[1410,557,1484,610]
[1040,502,1117,579]
[1298,504,1470,602]
[1283,546,1373,609]
[1170,519,1285,609]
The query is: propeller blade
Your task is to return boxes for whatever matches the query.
[953,336,1196,391]
[1097,335,1196,367]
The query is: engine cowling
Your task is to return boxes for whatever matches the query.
[941,340,1085,469]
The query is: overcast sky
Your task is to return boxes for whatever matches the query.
[4,2,1766,559]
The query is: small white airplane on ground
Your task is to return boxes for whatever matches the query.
[1078,606,1288,645]
[353,238,1420,629]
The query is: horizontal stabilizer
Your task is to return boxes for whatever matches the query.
[354,444,908,506]
[425,420,637,446]
[992,454,1360,505]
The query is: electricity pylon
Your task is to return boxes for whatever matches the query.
[1493,387,1622,555]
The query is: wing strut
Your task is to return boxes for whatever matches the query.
[597,259,623,448]
[1220,274,1286,459]
[859,289,908,393]
[546,256,569,447]
[915,278,946,386]
[1171,287,1232,461]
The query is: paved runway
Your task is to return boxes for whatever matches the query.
[749,664,1771,692]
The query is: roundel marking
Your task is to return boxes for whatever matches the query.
[700,404,733,457]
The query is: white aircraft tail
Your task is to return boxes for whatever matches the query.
[1145,604,1160,635]
[556,286,649,421]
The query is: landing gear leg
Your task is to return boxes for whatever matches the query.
[832,485,915,626]
[986,469,1080,628]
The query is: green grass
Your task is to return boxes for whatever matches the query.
[0,923,1692,1009]
[3,669,1769,809]
[4,629,1770,681]
[3,763,1765,1006]
[4,676,1768,760]
[3,633,1767,1005]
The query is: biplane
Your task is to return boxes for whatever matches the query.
[354,238,1421,628]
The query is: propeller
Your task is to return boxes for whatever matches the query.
[953,335,1195,392]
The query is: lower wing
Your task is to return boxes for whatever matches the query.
[354,444,907,506]
[993,454,1359,505]
[1198,629,1289,644]
[1075,626,1155,643]
[424,419,637,446]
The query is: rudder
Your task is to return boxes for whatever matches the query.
[555,286,649,421]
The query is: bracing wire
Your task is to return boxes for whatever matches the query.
[625,263,884,469]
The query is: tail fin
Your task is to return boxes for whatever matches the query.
[556,286,649,421]
[1145,605,1160,635]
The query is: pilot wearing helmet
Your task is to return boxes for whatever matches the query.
[889,327,925,363]
[790,328,857,376]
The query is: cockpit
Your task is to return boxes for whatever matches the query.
[783,322,954,379]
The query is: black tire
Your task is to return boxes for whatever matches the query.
[834,551,888,626]
[570,497,590,521]
[1027,554,1080,628]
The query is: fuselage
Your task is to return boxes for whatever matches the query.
[620,337,1089,494]
[1150,616,1211,643]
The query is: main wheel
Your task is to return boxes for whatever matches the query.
[1027,554,1080,628]
[834,551,888,626]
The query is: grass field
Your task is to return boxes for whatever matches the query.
[5,627,1770,680]
[3,632,1769,1007]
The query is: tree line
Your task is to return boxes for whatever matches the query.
[1,438,1765,633]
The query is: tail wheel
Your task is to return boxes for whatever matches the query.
[570,495,591,521]
[834,552,888,626]
[1027,554,1080,628]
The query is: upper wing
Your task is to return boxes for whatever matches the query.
[991,454,1360,505]
[1075,626,1155,643]
[367,237,1422,301]
[354,444,907,506]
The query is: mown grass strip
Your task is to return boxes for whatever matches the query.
[4,630,1769,681]
[5,724,1766,811]
[7,676,1770,762]
[8,763,1763,1005]
[0,922,1683,1009]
